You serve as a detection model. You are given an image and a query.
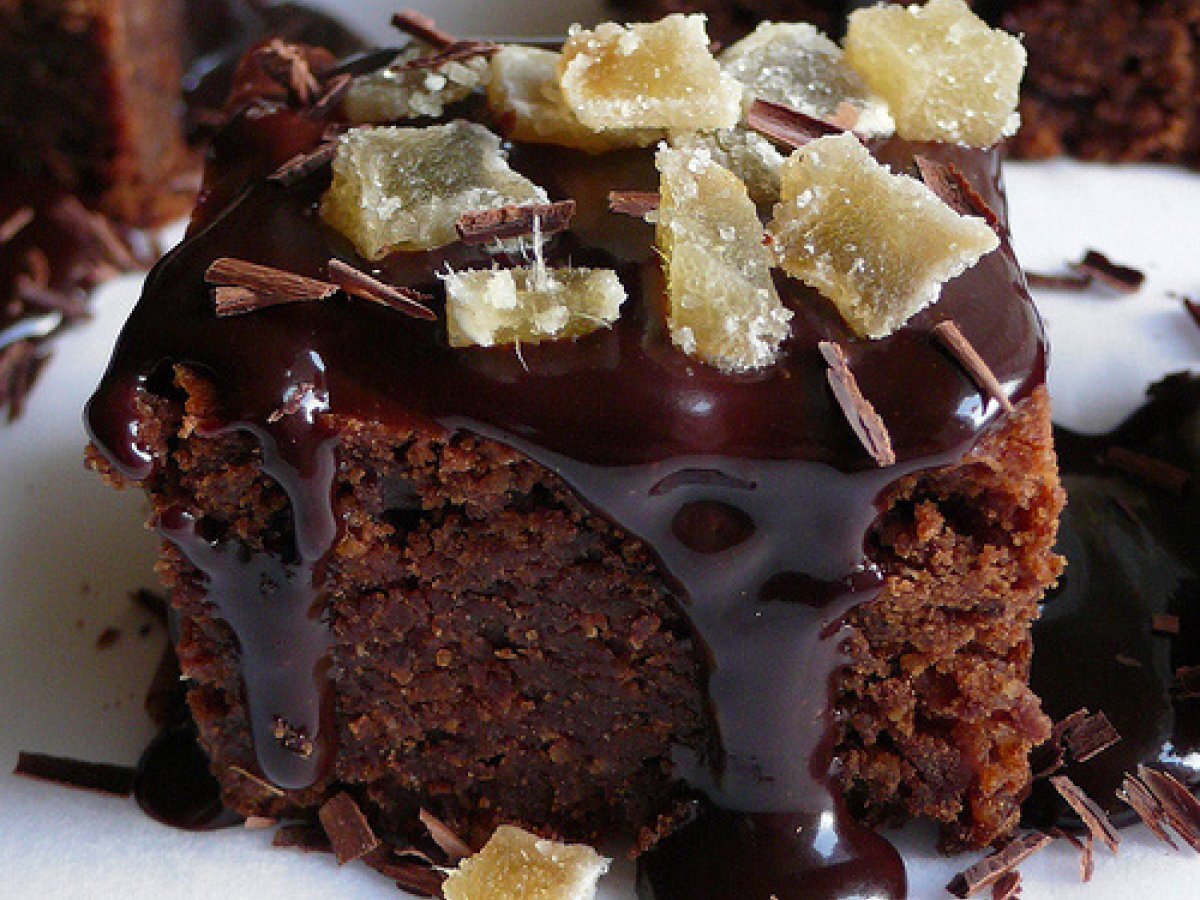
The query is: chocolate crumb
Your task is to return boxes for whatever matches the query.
[1072,250,1145,294]
[418,808,472,863]
[914,157,1001,233]
[273,823,332,852]
[1049,775,1120,854]
[268,142,337,186]
[1103,446,1191,494]
[608,191,661,218]
[327,259,436,321]
[318,792,381,865]
[1024,269,1093,292]
[1152,613,1181,635]
[456,200,576,244]
[391,9,457,51]
[271,715,315,758]
[95,626,121,650]
[746,98,844,149]
[0,206,35,244]
[13,751,136,797]
[1117,773,1179,850]
[991,870,1021,900]
[1137,765,1200,852]
[932,320,1015,414]
[818,341,895,467]
[946,832,1052,898]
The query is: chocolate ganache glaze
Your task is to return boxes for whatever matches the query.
[86,46,1045,900]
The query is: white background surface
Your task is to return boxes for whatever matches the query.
[1,1,1199,897]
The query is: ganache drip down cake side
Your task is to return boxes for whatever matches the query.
[85,6,1064,898]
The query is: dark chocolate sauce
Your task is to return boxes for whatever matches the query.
[86,47,1046,899]
[1026,373,1200,829]
[135,723,240,831]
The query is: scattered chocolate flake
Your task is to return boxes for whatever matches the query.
[1024,269,1093,292]
[1117,773,1179,850]
[244,815,278,830]
[456,200,576,244]
[418,808,472,863]
[991,870,1021,900]
[13,751,136,797]
[747,98,844,150]
[273,823,332,852]
[1152,613,1181,635]
[57,196,140,272]
[267,382,316,424]
[932,320,1015,414]
[365,847,447,899]
[271,715,315,758]
[946,832,1052,898]
[0,206,35,244]
[206,257,338,316]
[914,157,1001,233]
[819,341,896,467]
[254,39,321,106]
[1174,665,1200,698]
[14,277,88,320]
[608,190,660,218]
[1185,298,1200,331]
[228,765,286,798]
[394,39,500,71]
[309,73,353,118]
[1049,775,1120,854]
[0,341,46,421]
[1137,765,1200,852]
[326,259,436,321]
[1050,709,1121,764]
[1079,833,1095,882]
[1073,250,1145,294]
[390,9,457,50]
[318,792,381,865]
[95,626,121,650]
[268,142,337,186]
[1103,446,1191,494]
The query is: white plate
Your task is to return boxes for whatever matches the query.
[1,2,1199,897]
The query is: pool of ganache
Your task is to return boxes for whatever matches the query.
[84,49,1061,900]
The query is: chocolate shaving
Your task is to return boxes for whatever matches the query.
[456,200,576,244]
[0,206,35,244]
[1114,653,1143,668]
[608,191,661,218]
[991,870,1021,900]
[254,39,321,106]
[1103,446,1191,494]
[227,765,286,798]
[327,259,436,321]
[268,142,337,186]
[1073,250,1145,294]
[394,40,500,71]
[244,815,278,830]
[746,98,844,149]
[418,808,472,863]
[1024,269,1093,292]
[1174,665,1200,698]
[818,341,895,467]
[0,341,46,421]
[309,73,353,118]
[1153,613,1181,635]
[932,320,1014,414]
[1062,710,1120,763]
[1079,833,1095,882]
[1049,775,1120,854]
[272,823,332,852]
[1185,298,1200,331]
[57,196,140,272]
[13,751,136,797]
[1118,774,1179,850]
[318,792,381,865]
[946,832,1052,898]
[364,847,448,898]
[1137,765,1200,852]
[14,276,89,320]
[915,157,1001,233]
[206,257,338,316]
[391,9,457,50]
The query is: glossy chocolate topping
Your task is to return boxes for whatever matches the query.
[87,48,1045,900]
[1027,373,1200,830]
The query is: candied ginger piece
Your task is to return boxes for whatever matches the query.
[443,263,626,348]
[768,133,999,339]
[559,16,742,131]
[443,825,610,900]
[320,122,547,259]
[843,0,1026,147]
[344,45,490,123]
[721,21,894,137]
[656,142,792,371]
[487,45,662,154]
[671,129,785,204]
